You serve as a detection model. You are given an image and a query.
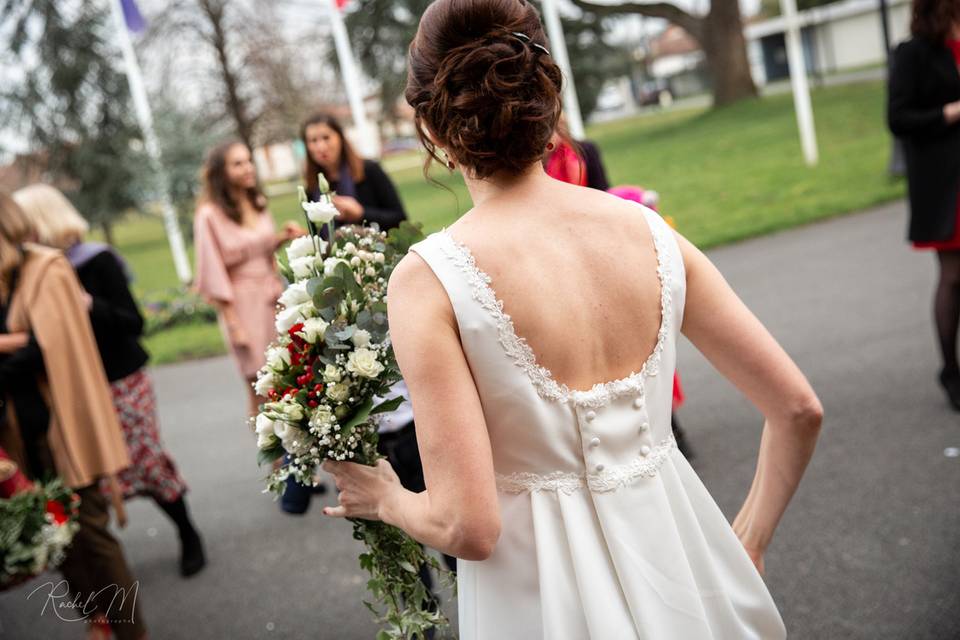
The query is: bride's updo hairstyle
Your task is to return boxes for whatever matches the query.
[405,0,563,179]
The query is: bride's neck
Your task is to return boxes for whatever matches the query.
[463,163,551,208]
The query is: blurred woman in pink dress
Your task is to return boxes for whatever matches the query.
[193,141,303,416]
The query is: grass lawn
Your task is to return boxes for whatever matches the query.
[132,79,902,364]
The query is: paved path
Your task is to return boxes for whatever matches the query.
[2,200,958,639]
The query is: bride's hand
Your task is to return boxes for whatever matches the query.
[741,543,765,575]
[321,458,402,521]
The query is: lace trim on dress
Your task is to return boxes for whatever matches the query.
[438,212,672,409]
[495,436,677,494]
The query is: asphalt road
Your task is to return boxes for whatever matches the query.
[1,200,958,639]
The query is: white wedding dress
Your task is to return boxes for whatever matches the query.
[410,206,786,639]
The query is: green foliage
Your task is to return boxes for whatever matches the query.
[0,0,145,233]
[141,287,218,336]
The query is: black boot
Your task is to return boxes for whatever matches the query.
[939,368,960,412]
[156,495,207,577]
[671,414,695,460]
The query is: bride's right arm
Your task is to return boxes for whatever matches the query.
[376,253,502,560]
[674,230,823,573]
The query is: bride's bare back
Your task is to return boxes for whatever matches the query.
[445,179,663,392]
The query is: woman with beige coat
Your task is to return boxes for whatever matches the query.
[0,193,147,640]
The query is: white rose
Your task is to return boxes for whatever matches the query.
[278,280,311,309]
[291,255,319,279]
[255,414,278,448]
[326,382,351,403]
[323,364,342,383]
[299,317,328,344]
[351,329,371,348]
[286,235,320,262]
[254,370,275,396]
[346,347,384,379]
[267,345,291,369]
[275,303,307,334]
[302,199,338,225]
[323,257,351,278]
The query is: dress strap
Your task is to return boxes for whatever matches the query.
[408,232,489,336]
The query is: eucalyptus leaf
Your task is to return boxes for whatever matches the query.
[370,395,405,415]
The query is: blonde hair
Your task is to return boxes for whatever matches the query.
[0,193,33,300]
[13,184,90,250]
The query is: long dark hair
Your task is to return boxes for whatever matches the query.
[911,0,960,43]
[300,113,365,195]
[199,140,266,224]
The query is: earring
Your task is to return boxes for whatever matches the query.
[447,159,456,170]
[546,141,555,151]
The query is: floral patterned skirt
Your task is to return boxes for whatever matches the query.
[99,369,188,503]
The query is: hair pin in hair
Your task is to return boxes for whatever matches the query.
[511,31,550,56]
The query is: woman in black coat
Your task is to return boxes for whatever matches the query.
[300,112,407,230]
[888,0,960,409]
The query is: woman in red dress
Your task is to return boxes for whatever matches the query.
[889,0,960,409]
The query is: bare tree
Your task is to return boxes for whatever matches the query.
[572,0,758,106]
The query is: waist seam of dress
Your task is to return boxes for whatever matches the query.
[495,435,677,495]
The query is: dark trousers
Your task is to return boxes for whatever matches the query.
[58,484,146,640]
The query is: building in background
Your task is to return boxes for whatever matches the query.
[746,0,910,85]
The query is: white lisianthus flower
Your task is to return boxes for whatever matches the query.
[275,303,308,334]
[255,414,278,448]
[346,347,384,379]
[350,256,362,267]
[266,345,291,369]
[286,235,320,262]
[351,329,371,348]
[326,382,351,403]
[302,199,338,225]
[343,242,358,255]
[299,317,328,344]
[324,257,351,277]
[254,370,275,396]
[323,364,342,383]
[291,255,320,280]
[276,400,304,423]
[278,280,311,309]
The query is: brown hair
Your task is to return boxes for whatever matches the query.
[405,0,563,179]
[0,192,33,301]
[910,0,960,43]
[199,140,266,224]
[300,113,365,195]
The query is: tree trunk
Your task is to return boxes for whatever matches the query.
[571,0,758,107]
[702,0,759,105]
[101,221,115,247]
[201,0,255,149]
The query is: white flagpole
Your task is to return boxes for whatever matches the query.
[541,0,585,140]
[108,0,192,283]
[325,0,380,158]
[779,0,819,166]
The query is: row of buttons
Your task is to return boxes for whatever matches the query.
[583,396,646,424]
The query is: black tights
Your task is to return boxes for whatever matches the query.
[935,250,960,374]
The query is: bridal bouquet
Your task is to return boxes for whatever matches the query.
[1,455,80,591]
[253,177,450,638]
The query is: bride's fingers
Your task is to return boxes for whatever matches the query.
[323,504,348,518]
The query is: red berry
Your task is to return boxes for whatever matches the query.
[308,400,318,408]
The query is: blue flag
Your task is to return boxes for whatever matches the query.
[120,0,146,33]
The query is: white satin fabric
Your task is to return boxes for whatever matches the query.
[410,206,786,640]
